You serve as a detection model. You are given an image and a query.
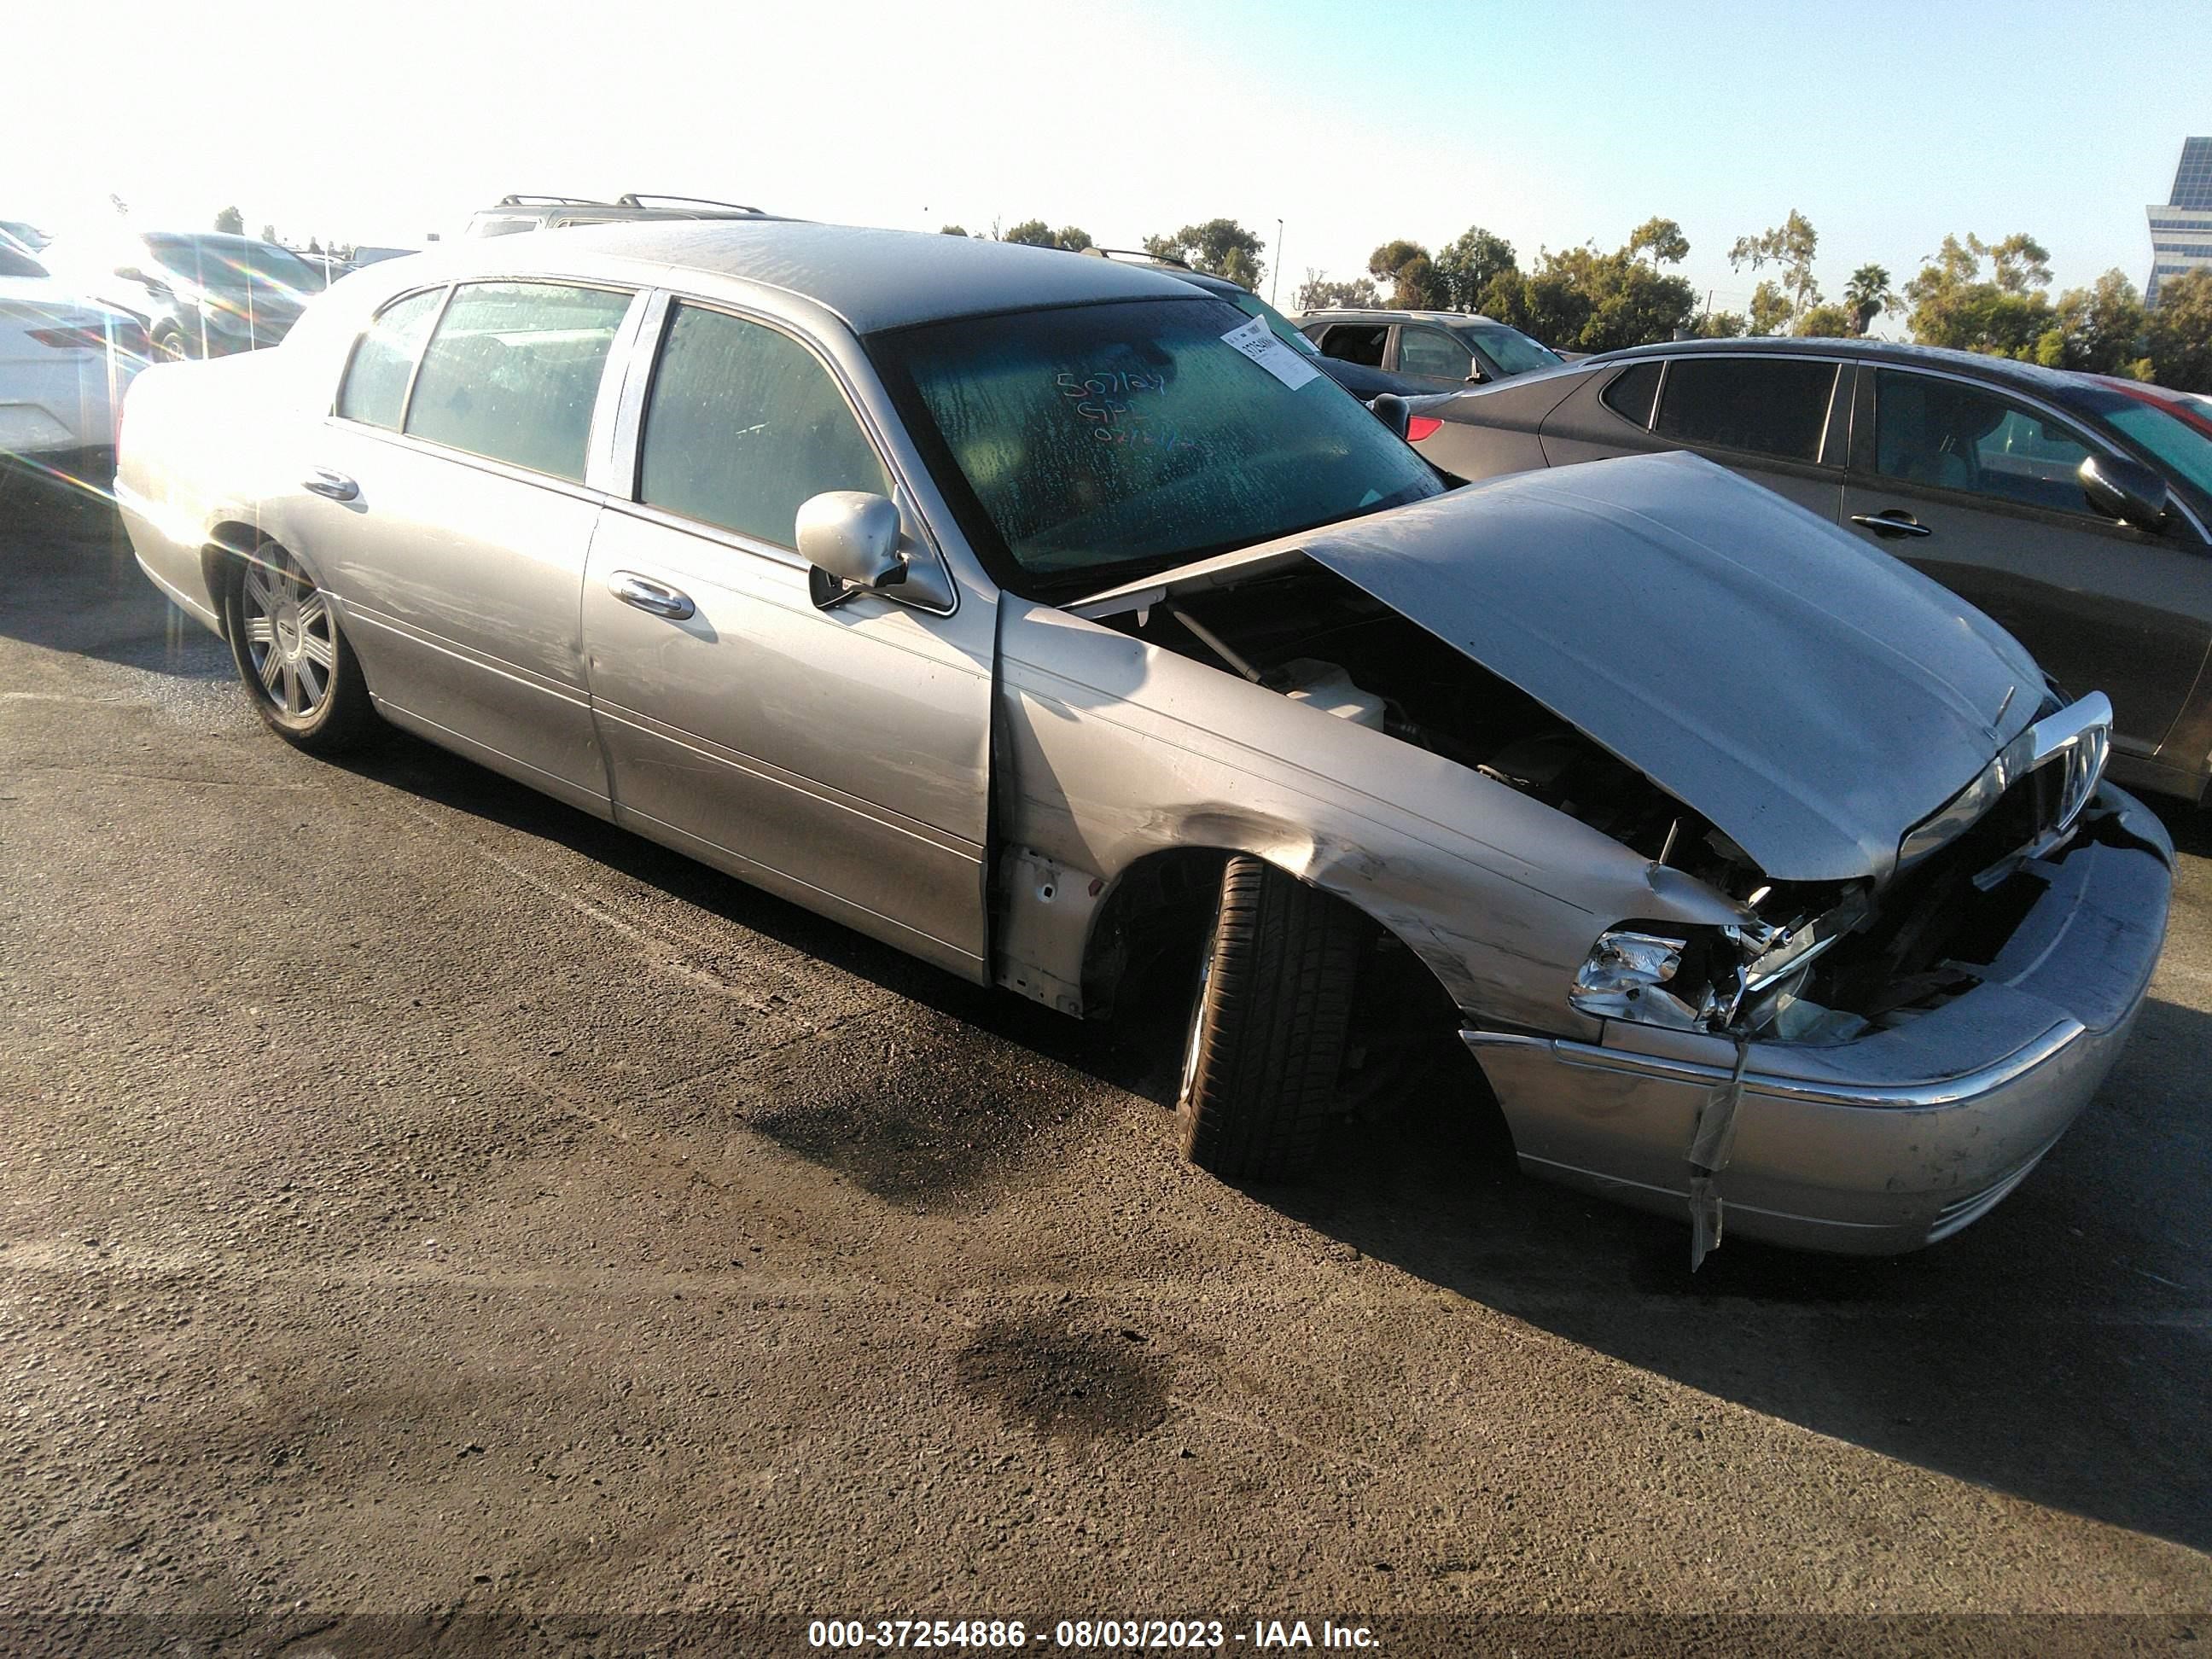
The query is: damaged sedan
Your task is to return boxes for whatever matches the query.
[114,222,2173,1259]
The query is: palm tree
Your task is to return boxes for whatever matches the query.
[1844,265,1900,336]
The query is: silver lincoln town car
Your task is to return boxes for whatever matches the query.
[115,221,2174,1260]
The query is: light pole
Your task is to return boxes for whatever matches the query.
[1272,218,1284,306]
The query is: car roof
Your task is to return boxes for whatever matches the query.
[405,218,1203,334]
[1587,335,2098,399]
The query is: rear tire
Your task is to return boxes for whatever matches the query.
[222,539,378,754]
[1176,856,1366,1181]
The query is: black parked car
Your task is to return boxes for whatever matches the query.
[1409,338,2212,802]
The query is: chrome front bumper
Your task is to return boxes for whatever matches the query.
[1466,789,2175,1254]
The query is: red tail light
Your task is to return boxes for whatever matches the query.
[1406,415,1443,442]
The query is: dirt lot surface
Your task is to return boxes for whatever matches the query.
[3,489,2209,1652]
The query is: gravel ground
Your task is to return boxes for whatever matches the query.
[3,486,2209,1653]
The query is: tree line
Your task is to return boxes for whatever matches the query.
[1294,207,2209,393]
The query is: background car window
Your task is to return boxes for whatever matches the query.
[1874,370,2093,514]
[1653,357,1837,462]
[404,282,632,481]
[335,288,446,430]
[1316,324,1386,368]
[1460,323,1562,377]
[1600,361,1662,427]
[0,245,46,278]
[637,303,891,547]
[1397,328,1474,380]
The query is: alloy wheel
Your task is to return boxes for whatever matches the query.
[240,550,337,719]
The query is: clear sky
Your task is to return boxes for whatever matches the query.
[3,0,2204,321]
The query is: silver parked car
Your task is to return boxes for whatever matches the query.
[115,224,2173,1259]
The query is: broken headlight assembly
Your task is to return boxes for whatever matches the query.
[1572,894,1870,1039]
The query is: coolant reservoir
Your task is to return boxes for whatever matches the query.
[1278,659,1386,730]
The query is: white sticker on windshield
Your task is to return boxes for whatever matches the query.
[1221,313,1321,391]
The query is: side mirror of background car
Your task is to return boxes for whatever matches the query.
[2079,453,2170,531]
[1464,365,1488,384]
[799,491,907,607]
[1370,393,1412,441]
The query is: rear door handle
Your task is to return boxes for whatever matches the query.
[1849,510,1932,539]
[608,571,696,620]
[303,468,358,502]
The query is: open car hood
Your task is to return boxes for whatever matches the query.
[1086,451,2044,884]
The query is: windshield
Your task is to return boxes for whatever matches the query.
[1458,322,1562,377]
[2104,399,2212,500]
[875,297,1442,597]
[1225,290,1322,356]
[145,236,317,294]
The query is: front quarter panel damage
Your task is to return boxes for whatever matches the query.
[991,600,1749,1034]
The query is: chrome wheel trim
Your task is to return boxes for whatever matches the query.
[241,551,336,719]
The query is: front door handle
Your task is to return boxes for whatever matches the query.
[1849,510,1932,539]
[303,468,358,502]
[608,571,696,621]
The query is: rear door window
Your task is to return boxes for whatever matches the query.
[1316,323,1387,368]
[636,302,891,549]
[403,281,632,481]
[335,288,446,429]
[1653,356,1838,463]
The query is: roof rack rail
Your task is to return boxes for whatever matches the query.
[1082,246,1192,270]
[614,194,765,214]
[495,195,607,207]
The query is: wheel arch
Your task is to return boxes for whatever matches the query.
[199,521,264,638]
[1072,841,1465,1030]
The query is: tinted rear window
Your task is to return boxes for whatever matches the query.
[1653,356,1837,463]
[1317,324,1387,368]
[1600,361,1662,427]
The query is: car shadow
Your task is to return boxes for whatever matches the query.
[320,726,1183,1099]
[335,724,2212,1552]
[0,492,232,683]
[1260,985,2212,1554]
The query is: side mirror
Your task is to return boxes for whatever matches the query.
[1464,364,1488,385]
[1370,393,1412,441]
[2080,452,2169,531]
[798,491,906,604]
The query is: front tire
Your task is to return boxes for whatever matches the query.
[1176,856,1366,1181]
[222,540,377,753]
